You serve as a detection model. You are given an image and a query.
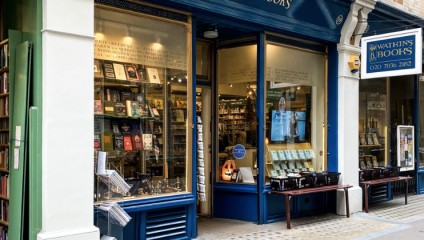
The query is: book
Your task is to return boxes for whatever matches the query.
[359,157,366,169]
[372,133,379,145]
[119,120,131,134]
[94,134,101,150]
[298,150,306,159]
[103,101,115,115]
[360,133,367,145]
[175,110,184,122]
[134,93,145,104]
[126,101,140,118]
[123,135,132,150]
[308,150,315,158]
[152,107,160,119]
[94,100,103,114]
[140,103,150,117]
[142,134,153,150]
[114,135,124,151]
[147,68,161,84]
[114,102,126,116]
[138,66,148,83]
[291,150,299,160]
[101,133,114,151]
[121,91,132,103]
[111,121,120,135]
[155,99,163,110]
[365,156,373,168]
[125,64,139,81]
[281,162,288,169]
[94,118,101,132]
[277,150,286,160]
[305,149,312,159]
[107,89,121,102]
[284,150,293,160]
[100,119,112,133]
[367,134,374,145]
[270,151,279,161]
[272,162,281,170]
[131,133,143,150]
[103,62,116,79]
[129,122,140,133]
[113,63,127,80]
[372,156,378,167]
[94,59,104,78]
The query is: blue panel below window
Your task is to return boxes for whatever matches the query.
[214,191,258,222]
[418,172,424,194]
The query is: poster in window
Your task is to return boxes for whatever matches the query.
[270,110,306,141]
[397,125,415,171]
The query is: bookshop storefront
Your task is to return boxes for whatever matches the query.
[89,0,362,239]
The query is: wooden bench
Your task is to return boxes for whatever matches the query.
[270,185,353,229]
[360,176,413,213]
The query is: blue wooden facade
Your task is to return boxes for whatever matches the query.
[93,1,424,239]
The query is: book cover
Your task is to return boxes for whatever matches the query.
[144,121,152,134]
[140,103,150,117]
[359,133,367,145]
[155,99,163,110]
[298,150,306,159]
[372,133,379,145]
[175,110,184,122]
[100,119,112,133]
[305,149,312,159]
[125,64,139,81]
[291,150,299,160]
[126,101,140,118]
[134,93,145,104]
[114,102,126,116]
[308,150,315,158]
[114,135,124,151]
[129,121,140,133]
[131,133,143,150]
[104,100,115,115]
[152,107,160,118]
[372,156,378,167]
[119,120,131,134]
[94,134,101,150]
[94,100,103,114]
[278,150,286,160]
[143,134,153,150]
[367,134,374,145]
[121,91,132,103]
[107,89,121,102]
[138,67,148,82]
[270,151,279,161]
[101,133,114,151]
[94,59,104,78]
[124,135,132,150]
[284,150,293,160]
[272,162,281,170]
[103,62,116,79]
[111,121,121,135]
[146,68,161,83]
[113,63,127,80]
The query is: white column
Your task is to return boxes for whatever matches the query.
[336,44,363,215]
[38,0,99,239]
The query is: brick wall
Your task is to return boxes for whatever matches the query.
[379,0,424,18]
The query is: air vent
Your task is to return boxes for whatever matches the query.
[146,207,187,240]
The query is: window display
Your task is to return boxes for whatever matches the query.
[217,44,258,183]
[265,41,326,181]
[358,78,388,169]
[93,7,191,203]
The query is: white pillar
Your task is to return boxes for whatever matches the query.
[38,0,99,239]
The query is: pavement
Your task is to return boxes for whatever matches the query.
[196,194,424,240]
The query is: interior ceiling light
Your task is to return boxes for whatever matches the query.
[204,28,218,38]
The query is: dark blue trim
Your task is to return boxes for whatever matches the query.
[214,183,257,194]
[191,16,198,239]
[327,44,338,173]
[414,75,420,194]
[257,32,265,224]
[122,198,195,213]
[266,35,326,53]
[196,81,212,87]
[111,193,196,208]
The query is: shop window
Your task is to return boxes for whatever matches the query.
[419,75,424,168]
[93,7,191,203]
[196,41,211,81]
[359,78,389,168]
[217,44,258,184]
[265,43,326,181]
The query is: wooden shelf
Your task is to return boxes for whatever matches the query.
[0,39,8,46]
[359,144,382,148]
[0,93,9,98]
[0,129,8,132]
[0,195,8,201]
[0,169,9,173]
[0,116,9,119]
[0,67,9,73]
[0,220,8,227]
[0,144,9,147]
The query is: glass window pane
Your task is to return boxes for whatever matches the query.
[93,7,190,203]
[419,76,424,168]
[217,45,257,184]
[359,78,388,168]
[196,41,210,80]
[265,43,325,182]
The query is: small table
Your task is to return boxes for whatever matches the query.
[270,185,353,229]
[360,176,413,213]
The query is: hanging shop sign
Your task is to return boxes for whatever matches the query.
[361,28,422,79]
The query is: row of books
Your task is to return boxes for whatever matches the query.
[0,44,8,69]
[0,134,8,145]
[0,148,8,170]
[0,175,9,197]
[95,133,154,151]
[95,118,159,135]
[0,97,8,117]
[94,100,160,119]
[0,119,8,130]
[0,200,8,223]
[0,226,7,240]
[0,73,8,94]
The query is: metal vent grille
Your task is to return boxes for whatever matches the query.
[266,34,326,53]
[145,207,187,240]
[218,35,257,48]
[95,0,188,22]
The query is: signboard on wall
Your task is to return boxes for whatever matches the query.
[397,125,415,172]
[361,28,422,79]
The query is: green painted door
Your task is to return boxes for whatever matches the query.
[9,41,32,240]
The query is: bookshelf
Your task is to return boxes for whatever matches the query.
[0,38,9,233]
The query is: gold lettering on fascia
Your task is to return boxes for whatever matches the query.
[266,0,293,9]
[369,39,414,62]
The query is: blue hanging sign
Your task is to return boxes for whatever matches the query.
[233,144,246,159]
[361,28,422,79]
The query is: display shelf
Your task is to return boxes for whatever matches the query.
[359,144,382,148]
[0,93,9,98]
[0,220,8,227]
[0,67,8,73]
[94,114,155,121]
[0,195,9,201]
[94,77,162,87]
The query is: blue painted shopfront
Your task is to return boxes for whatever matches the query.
[93,0,424,239]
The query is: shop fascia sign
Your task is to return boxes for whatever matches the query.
[361,28,422,79]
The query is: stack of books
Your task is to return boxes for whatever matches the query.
[98,202,131,227]
[0,43,8,69]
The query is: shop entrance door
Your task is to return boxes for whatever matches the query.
[417,76,424,194]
